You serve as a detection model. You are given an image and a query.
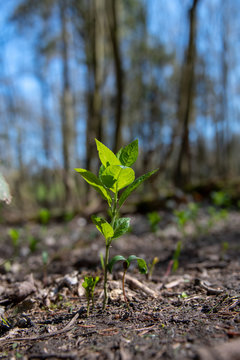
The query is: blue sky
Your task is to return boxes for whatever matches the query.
[1,0,240,168]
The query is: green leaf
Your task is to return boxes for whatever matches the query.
[95,139,120,168]
[82,276,99,290]
[108,254,148,274]
[108,255,127,273]
[117,139,138,167]
[0,173,11,204]
[91,215,114,240]
[75,168,112,206]
[100,165,135,193]
[8,229,19,245]
[118,169,158,208]
[98,164,105,179]
[127,255,148,274]
[112,218,130,239]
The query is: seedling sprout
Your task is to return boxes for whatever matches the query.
[108,255,147,306]
[82,276,99,316]
[75,139,157,309]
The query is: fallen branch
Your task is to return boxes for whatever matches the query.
[116,272,159,298]
[197,279,224,295]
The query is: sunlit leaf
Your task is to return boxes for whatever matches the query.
[100,165,135,193]
[118,169,158,208]
[91,215,114,240]
[82,276,99,290]
[117,139,138,167]
[127,255,148,274]
[112,218,130,239]
[108,254,148,275]
[95,139,120,168]
[75,168,112,206]
[108,255,127,273]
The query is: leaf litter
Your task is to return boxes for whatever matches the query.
[0,211,239,359]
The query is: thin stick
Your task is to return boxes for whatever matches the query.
[122,269,128,305]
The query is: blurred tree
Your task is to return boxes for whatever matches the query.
[10,0,77,204]
[105,0,124,153]
[174,0,200,186]
[73,0,105,174]
[59,0,76,204]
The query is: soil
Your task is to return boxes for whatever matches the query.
[0,210,240,360]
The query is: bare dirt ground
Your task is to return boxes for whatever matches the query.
[0,211,240,359]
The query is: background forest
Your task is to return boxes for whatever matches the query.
[1,0,240,214]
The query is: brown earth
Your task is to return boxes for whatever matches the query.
[0,211,239,359]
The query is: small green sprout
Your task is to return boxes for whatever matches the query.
[187,202,199,223]
[148,256,159,280]
[211,191,230,208]
[178,291,188,299]
[28,235,38,253]
[147,212,161,233]
[174,209,190,236]
[187,202,203,235]
[4,260,11,272]
[172,202,201,272]
[108,255,148,306]
[82,276,99,316]
[8,229,20,256]
[42,251,49,266]
[207,206,228,231]
[38,208,51,225]
[0,315,12,336]
[75,139,157,309]
[172,240,182,272]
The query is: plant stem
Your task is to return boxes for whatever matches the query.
[122,268,128,306]
[103,242,110,310]
[87,298,90,317]
[102,192,118,310]
[91,292,94,310]
[111,192,118,228]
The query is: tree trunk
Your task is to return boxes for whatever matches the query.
[59,0,75,205]
[84,0,105,173]
[174,0,200,187]
[219,3,229,177]
[106,0,124,153]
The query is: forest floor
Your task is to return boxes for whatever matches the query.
[0,209,240,360]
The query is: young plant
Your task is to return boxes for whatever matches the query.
[8,229,20,256]
[174,209,190,237]
[147,211,161,233]
[172,240,182,272]
[211,190,230,208]
[28,235,39,253]
[75,139,157,309]
[108,255,147,306]
[148,256,159,280]
[38,208,51,225]
[207,206,228,231]
[82,276,99,316]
